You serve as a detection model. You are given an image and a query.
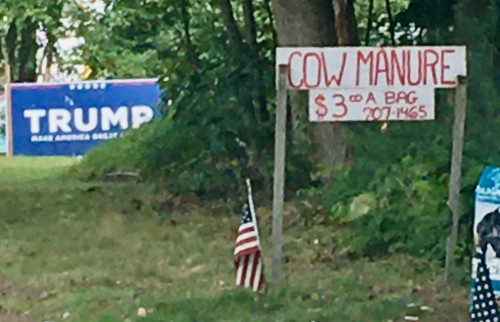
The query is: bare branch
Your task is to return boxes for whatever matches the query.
[263,0,278,50]
[180,0,201,72]
[365,0,374,45]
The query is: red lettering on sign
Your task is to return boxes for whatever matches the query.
[423,49,439,85]
[356,51,374,86]
[418,105,428,118]
[385,91,418,104]
[365,92,376,104]
[391,50,406,86]
[406,91,417,104]
[408,50,423,86]
[314,93,328,120]
[286,47,462,88]
[287,51,304,88]
[441,49,456,85]
[322,52,347,87]
[374,50,390,86]
[288,51,347,89]
[385,91,395,104]
[331,94,348,117]
[303,52,322,88]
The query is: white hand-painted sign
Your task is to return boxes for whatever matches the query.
[276,46,467,90]
[276,46,466,122]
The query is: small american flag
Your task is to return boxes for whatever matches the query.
[470,246,500,322]
[233,181,264,292]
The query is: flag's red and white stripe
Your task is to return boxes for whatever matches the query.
[234,220,263,291]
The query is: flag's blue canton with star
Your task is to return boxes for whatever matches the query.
[241,204,252,225]
[470,246,500,322]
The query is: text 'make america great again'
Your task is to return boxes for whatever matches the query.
[276,47,467,89]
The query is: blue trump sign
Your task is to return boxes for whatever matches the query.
[9,79,162,156]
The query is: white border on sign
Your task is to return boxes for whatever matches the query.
[9,78,159,88]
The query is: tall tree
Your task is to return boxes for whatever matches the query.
[455,0,496,118]
[0,0,66,82]
[271,0,359,174]
[333,0,359,45]
[74,0,282,197]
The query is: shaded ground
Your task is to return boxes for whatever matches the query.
[0,157,470,321]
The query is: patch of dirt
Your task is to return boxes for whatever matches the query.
[0,274,41,322]
[0,312,36,322]
[404,281,470,321]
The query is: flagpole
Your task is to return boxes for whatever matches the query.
[246,178,261,245]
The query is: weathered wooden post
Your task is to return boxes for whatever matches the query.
[271,64,288,287]
[444,75,468,282]
[4,63,12,157]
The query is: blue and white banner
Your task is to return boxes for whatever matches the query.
[9,79,162,156]
[472,165,500,300]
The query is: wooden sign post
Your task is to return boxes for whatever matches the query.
[444,75,468,282]
[272,46,467,286]
[0,61,10,156]
[4,63,12,157]
[271,64,288,287]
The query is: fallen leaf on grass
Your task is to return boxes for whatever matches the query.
[176,264,206,278]
[39,291,56,301]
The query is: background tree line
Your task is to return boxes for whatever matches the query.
[1,0,499,270]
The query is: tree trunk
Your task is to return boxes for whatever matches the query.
[243,0,269,123]
[384,0,396,46]
[180,0,201,73]
[271,0,336,46]
[365,0,374,45]
[5,21,17,80]
[242,0,258,49]
[271,0,353,170]
[455,0,495,118]
[218,0,244,52]
[17,19,38,82]
[263,0,278,51]
[217,0,271,192]
[333,0,359,46]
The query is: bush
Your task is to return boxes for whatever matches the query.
[331,153,451,258]
[325,133,485,262]
[75,118,247,197]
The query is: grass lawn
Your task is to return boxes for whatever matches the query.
[0,156,470,321]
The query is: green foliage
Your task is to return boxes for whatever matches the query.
[301,0,500,262]
[331,153,451,258]
[397,0,456,31]
[318,92,490,261]
[355,0,411,45]
[70,0,500,265]
[78,117,251,198]
[69,0,173,78]
[0,0,68,81]
[75,0,314,201]
[138,286,410,321]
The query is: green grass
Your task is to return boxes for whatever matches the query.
[0,156,470,321]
